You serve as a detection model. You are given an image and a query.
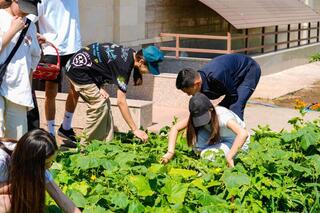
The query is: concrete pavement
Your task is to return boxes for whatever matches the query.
[149,62,320,133]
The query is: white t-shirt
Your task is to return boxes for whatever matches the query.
[0,10,41,108]
[0,142,53,183]
[195,106,250,150]
[37,0,82,56]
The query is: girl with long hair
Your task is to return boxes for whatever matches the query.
[0,128,80,213]
[161,92,250,167]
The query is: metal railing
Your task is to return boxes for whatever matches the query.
[159,22,320,58]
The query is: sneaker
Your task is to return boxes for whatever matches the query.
[57,125,77,148]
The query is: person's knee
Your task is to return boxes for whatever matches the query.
[45,82,58,99]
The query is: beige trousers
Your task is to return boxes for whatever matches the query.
[68,78,114,145]
[0,96,28,139]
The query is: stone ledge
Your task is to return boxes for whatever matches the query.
[35,90,153,132]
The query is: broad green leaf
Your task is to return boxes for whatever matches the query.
[69,181,89,196]
[129,175,153,197]
[67,190,87,208]
[114,153,136,167]
[83,205,107,213]
[307,155,320,175]
[198,194,227,206]
[128,200,145,213]
[169,168,197,178]
[100,160,119,171]
[86,195,101,205]
[56,170,72,184]
[148,163,163,174]
[222,171,250,189]
[162,180,189,204]
[109,192,129,209]
[191,178,207,191]
[198,205,229,213]
[301,131,318,150]
[281,131,301,143]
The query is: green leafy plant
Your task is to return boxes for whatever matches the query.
[46,117,320,212]
[309,52,320,63]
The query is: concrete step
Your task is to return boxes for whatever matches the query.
[35,90,153,132]
[103,73,191,108]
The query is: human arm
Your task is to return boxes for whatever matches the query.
[116,89,148,142]
[225,120,248,167]
[0,182,9,195]
[160,117,189,164]
[0,16,26,52]
[36,33,46,44]
[46,181,81,213]
[30,23,41,71]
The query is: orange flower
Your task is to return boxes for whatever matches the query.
[310,103,320,111]
[294,99,307,110]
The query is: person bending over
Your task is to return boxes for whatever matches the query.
[161,92,249,167]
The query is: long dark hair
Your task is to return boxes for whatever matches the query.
[187,108,220,147]
[9,128,58,213]
[133,49,144,85]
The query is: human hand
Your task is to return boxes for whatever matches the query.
[226,156,234,168]
[133,129,148,142]
[36,33,47,44]
[99,88,109,99]
[9,16,26,34]
[160,152,174,164]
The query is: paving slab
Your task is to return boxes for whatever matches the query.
[252,62,320,99]
[149,104,320,134]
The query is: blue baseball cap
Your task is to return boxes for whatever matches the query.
[142,46,164,75]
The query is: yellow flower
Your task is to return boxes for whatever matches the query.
[213,168,222,173]
[294,99,307,110]
[90,175,97,181]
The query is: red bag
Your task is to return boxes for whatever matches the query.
[33,42,60,81]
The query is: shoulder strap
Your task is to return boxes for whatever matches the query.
[3,18,31,65]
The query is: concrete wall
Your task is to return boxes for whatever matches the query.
[79,0,114,45]
[78,0,146,45]
[145,0,229,38]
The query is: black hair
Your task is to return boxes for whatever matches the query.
[133,49,144,86]
[176,68,199,89]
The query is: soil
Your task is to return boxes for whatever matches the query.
[253,81,320,109]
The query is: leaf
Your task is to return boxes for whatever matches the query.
[191,178,207,191]
[222,171,250,189]
[100,160,119,171]
[67,190,87,208]
[198,194,227,206]
[128,175,153,197]
[169,168,197,179]
[128,200,145,213]
[148,163,163,174]
[109,192,129,209]
[301,131,318,150]
[281,131,301,143]
[307,155,320,175]
[162,180,189,204]
[83,205,107,213]
[69,181,89,196]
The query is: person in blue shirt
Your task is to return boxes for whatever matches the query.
[176,54,261,120]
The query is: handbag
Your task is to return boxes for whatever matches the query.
[0,18,31,86]
[33,42,60,80]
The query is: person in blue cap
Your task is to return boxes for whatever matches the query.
[176,54,261,120]
[64,42,164,145]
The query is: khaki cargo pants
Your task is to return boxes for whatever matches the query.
[68,78,114,145]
